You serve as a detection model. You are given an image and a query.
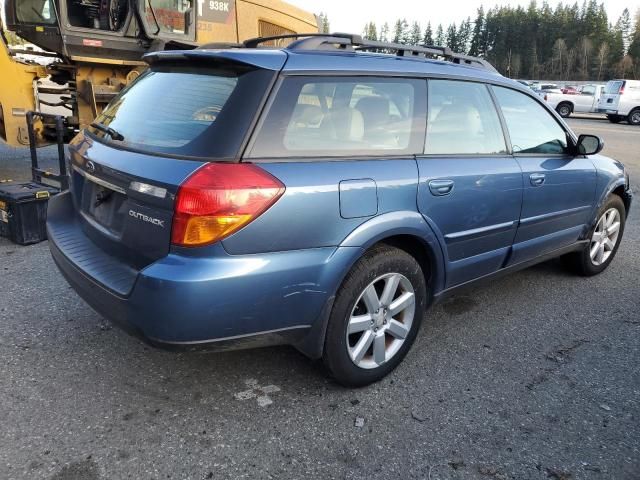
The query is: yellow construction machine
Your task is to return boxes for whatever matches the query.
[0,0,318,148]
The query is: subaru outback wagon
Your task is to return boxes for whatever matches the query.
[47,34,632,386]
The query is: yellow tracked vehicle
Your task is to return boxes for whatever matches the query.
[0,0,317,148]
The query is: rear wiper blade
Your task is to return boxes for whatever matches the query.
[90,122,125,141]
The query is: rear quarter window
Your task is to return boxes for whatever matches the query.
[88,65,274,160]
[247,76,427,158]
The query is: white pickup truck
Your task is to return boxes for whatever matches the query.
[543,84,605,118]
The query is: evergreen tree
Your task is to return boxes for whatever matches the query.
[392,19,409,44]
[628,10,640,62]
[619,8,632,54]
[379,22,390,43]
[457,18,472,54]
[469,6,485,56]
[446,23,458,51]
[355,3,640,79]
[409,22,422,45]
[363,22,378,41]
[317,12,330,34]
[423,22,434,45]
[435,24,445,46]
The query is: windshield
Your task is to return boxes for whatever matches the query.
[16,0,57,24]
[605,81,624,95]
[88,65,273,159]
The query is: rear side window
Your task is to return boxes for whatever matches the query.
[605,81,624,94]
[425,80,506,155]
[248,77,426,158]
[89,65,274,159]
[492,86,569,155]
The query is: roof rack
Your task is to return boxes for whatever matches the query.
[241,33,498,73]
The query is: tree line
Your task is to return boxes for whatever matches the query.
[322,2,640,81]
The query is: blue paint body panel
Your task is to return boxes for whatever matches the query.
[46,46,632,358]
[339,179,378,219]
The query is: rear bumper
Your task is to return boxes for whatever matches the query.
[47,192,361,354]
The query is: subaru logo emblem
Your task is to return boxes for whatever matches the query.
[86,161,96,174]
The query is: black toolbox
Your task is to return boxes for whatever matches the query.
[0,182,60,245]
[0,112,69,245]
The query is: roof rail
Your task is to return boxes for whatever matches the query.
[241,33,498,73]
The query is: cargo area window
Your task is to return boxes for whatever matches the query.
[16,0,56,24]
[88,65,274,159]
[425,80,507,155]
[248,77,426,158]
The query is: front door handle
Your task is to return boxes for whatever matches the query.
[428,179,454,196]
[530,173,546,186]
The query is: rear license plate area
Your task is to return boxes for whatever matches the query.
[81,180,127,234]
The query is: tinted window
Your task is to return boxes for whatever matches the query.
[248,77,426,158]
[492,87,569,155]
[17,0,56,24]
[426,80,506,155]
[89,66,273,159]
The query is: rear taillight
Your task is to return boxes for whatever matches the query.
[619,85,625,94]
[171,163,285,247]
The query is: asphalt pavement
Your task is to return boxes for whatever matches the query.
[0,116,638,480]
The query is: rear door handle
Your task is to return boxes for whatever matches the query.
[428,179,454,196]
[530,173,546,186]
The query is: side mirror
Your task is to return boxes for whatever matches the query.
[576,134,604,156]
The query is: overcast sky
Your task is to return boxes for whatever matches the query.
[289,0,635,33]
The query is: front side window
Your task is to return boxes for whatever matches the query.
[16,0,56,24]
[248,77,426,158]
[492,86,569,155]
[89,65,273,159]
[425,80,506,155]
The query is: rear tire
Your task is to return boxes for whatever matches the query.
[562,195,626,276]
[607,114,622,124]
[556,103,572,118]
[628,108,640,126]
[323,245,426,387]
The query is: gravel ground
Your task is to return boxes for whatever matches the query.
[0,117,638,480]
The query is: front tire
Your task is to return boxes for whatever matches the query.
[562,195,626,276]
[323,245,426,387]
[556,103,572,118]
[628,108,640,126]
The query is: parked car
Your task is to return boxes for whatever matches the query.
[544,84,605,117]
[597,80,640,125]
[47,34,633,387]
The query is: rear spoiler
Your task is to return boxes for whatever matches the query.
[143,50,287,71]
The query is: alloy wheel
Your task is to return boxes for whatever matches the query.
[590,208,621,266]
[346,273,416,369]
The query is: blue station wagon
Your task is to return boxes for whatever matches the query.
[47,34,632,386]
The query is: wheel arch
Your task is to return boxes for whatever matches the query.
[293,211,446,360]
[556,101,574,115]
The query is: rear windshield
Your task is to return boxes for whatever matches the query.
[88,65,273,160]
[605,81,625,94]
